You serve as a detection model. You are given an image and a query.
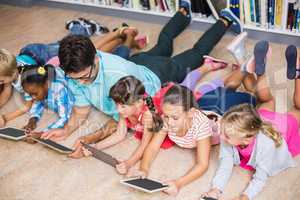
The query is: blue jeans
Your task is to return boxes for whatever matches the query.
[198,87,257,115]
[19,43,131,66]
[19,42,59,65]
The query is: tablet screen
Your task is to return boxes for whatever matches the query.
[123,178,167,191]
[35,138,73,152]
[0,128,25,138]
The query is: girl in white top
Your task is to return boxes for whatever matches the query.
[127,84,221,196]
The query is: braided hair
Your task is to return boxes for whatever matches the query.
[109,76,163,132]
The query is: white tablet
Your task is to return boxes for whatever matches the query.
[0,127,26,141]
[120,177,168,193]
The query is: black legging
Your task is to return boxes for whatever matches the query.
[128,11,228,84]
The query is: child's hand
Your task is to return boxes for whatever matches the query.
[72,136,89,150]
[116,160,129,175]
[163,180,179,196]
[68,136,89,159]
[23,117,38,135]
[0,115,6,128]
[200,188,221,199]
[41,128,67,141]
[68,147,84,159]
[82,147,93,157]
[126,168,148,178]
[24,132,42,144]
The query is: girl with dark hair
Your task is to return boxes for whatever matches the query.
[20,64,74,137]
[76,56,250,177]
[80,75,176,174]
[128,83,221,196]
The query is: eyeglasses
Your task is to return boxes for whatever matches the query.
[67,63,96,81]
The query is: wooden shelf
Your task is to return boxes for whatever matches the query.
[47,0,300,37]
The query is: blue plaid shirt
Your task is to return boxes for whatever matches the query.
[29,68,74,132]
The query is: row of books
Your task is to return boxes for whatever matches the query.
[52,0,300,33]
[64,0,213,17]
[229,0,300,32]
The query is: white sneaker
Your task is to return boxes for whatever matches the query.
[227,32,248,65]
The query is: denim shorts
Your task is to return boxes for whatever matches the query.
[198,87,257,115]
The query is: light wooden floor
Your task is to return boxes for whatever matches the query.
[0,4,299,200]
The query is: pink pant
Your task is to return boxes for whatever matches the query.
[258,108,300,157]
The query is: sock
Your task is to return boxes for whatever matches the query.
[180,69,202,91]
[195,78,225,96]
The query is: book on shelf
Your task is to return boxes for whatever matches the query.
[49,0,300,34]
[229,0,300,32]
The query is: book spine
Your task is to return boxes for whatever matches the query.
[249,0,255,22]
[275,0,283,28]
[255,0,260,24]
[244,0,251,24]
[239,0,245,24]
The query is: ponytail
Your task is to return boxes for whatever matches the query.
[261,122,283,147]
[223,104,283,148]
[143,95,164,132]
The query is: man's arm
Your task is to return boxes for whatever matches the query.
[42,105,91,140]
[80,118,118,144]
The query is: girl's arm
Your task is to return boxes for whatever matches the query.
[28,101,44,121]
[139,130,168,174]
[125,111,154,167]
[0,84,12,107]
[173,137,211,189]
[241,143,276,200]
[211,141,235,193]
[242,167,268,200]
[3,100,33,122]
[43,89,72,132]
[94,116,128,150]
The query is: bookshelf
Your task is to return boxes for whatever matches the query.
[5,0,299,45]
[45,0,300,37]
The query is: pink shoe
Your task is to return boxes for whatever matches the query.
[203,55,229,71]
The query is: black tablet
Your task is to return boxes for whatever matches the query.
[33,138,73,154]
[0,127,26,141]
[200,197,218,200]
[81,142,119,167]
[120,178,168,193]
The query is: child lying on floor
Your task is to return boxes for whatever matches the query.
[21,64,74,137]
[200,42,300,200]
[0,25,144,127]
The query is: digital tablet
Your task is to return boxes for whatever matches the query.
[200,197,218,200]
[120,177,168,193]
[81,142,119,167]
[0,127,26,141]
[33,138,73,154]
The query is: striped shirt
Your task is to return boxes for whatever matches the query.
[167,109,221,148]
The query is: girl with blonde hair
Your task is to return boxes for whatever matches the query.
[201,41,300,200]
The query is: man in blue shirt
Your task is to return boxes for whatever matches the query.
[43,2,242,156]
